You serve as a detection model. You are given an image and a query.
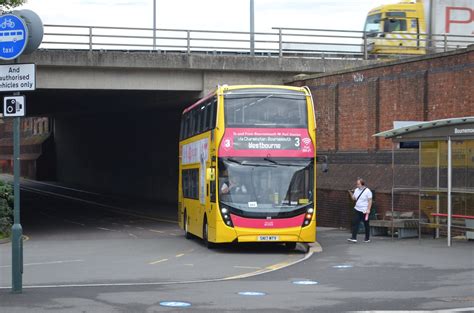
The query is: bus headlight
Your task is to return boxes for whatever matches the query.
[302,207,314,227]
[220,207,234,227]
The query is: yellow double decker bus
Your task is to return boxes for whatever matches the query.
[178,85,316,250]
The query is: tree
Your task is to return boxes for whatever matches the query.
[0,0,27,10]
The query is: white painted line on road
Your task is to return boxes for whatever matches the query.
[175,254,185,258]
[183,264,194,267]
[135,227,145,230]
[169,233,178,236]
[149,258,168,265]
[148,229,164,233]
[24,179,102,195]
[233,266,261,270]
[128,233,138,239]
[0,259,84,268]
[20,186,177,225]
[97,227,112,231]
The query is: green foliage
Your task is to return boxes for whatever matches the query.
[0,180,13,237]
[0,0,27,10]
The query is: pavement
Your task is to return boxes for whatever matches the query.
[0,178,473,312]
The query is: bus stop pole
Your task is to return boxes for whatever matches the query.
[447,136,452,247]
[11,116,23,293]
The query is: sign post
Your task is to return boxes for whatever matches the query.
[0,9,41,294]
[0,13,29,294]
[11,114,22,293]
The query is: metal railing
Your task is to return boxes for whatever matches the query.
[40,24,474,60]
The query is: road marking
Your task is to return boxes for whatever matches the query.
[135,227,145,230]
[149,258,168,265]
[128,233,138,239]
[233,266,261,270]
[169,233,178,236]
[20,185,177,224]
[97,227,112,231]
[175,254,185,258]
[0,259,83,268]
[20,178,102,195]
[0,240,321,290]
[224,249,314,280]
[148,229,164,234]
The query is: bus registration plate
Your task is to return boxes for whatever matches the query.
[257,235,279,241]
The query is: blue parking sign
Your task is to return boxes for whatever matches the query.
[0,14,28,60]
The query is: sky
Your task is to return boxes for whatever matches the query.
[16,0,396,32]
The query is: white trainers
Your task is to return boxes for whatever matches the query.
[347,238,357,243]
[364,239,371,243]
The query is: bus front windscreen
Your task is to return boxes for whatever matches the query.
[218,158,314,216]
[224,89,308,128]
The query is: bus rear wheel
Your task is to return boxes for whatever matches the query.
[184,211,192,239]
[203,217,215,249]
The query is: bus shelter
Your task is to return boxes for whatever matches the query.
[374,117,474,247]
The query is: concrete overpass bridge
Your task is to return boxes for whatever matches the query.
[14,49,372,115]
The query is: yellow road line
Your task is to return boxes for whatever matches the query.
[149,258,168,265]
[265,259,294,271]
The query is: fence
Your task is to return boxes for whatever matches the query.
[40,24,474,59]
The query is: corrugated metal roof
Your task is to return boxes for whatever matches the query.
[373,116,474,139]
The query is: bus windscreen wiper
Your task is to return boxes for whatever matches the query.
[226,157,242,165]
[264,157,302,167]
[227,158,272,167]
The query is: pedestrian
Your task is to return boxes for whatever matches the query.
[347,178,373,243]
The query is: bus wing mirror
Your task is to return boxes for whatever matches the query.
[207,168,216,181]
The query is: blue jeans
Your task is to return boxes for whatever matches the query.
[351,209,370,240]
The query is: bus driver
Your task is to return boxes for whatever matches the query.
[221,175,247,195]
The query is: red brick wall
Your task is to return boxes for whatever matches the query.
[293,47,473,228]
[294,47,474,152]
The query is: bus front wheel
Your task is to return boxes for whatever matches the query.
[285,242,297,250]
[202,217,215,249]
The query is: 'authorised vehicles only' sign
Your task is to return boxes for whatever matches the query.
[0,63,35,92]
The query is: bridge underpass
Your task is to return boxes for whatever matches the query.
[21,88,201,207]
